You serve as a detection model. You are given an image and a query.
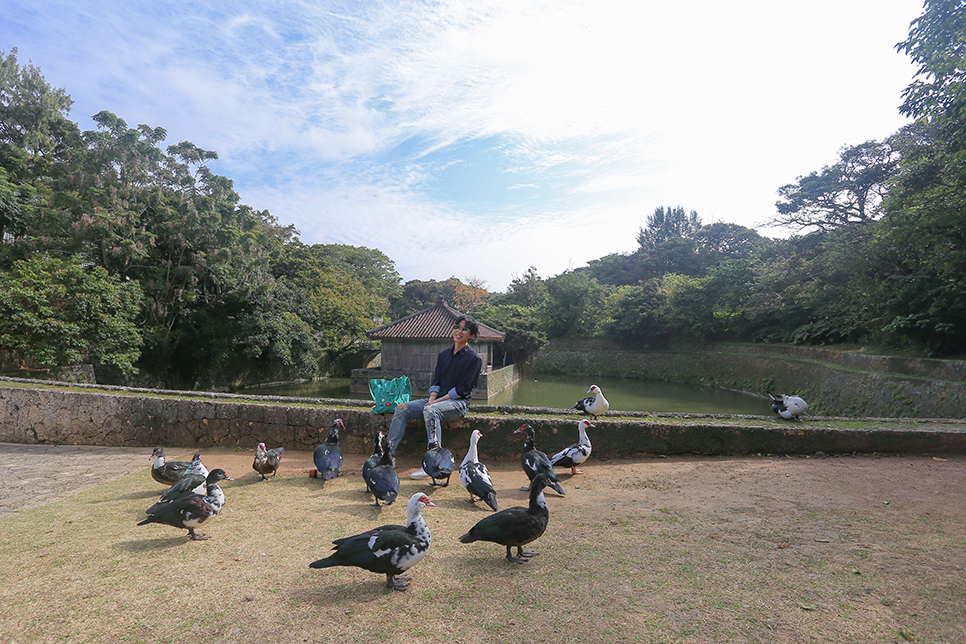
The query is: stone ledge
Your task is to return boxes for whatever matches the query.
[2,380,964,458]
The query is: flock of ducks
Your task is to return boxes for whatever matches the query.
[138,383,807,591]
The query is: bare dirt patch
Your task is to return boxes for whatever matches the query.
[0,444,963,643]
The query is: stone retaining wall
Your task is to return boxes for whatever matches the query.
[532,340,966,419]
[3,380,965,457]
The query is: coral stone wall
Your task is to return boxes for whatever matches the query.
[3,380,966,457]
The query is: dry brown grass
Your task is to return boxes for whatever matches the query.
[1,448,964,643]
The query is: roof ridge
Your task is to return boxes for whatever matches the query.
[366,299,505,341]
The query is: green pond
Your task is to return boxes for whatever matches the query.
[239,374,767,415]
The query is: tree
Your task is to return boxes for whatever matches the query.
[896,0,966,122]
[636,205,701,251]
[880,121,966,355]
[500,266,547,307]
[603,282,667,342]
[692,222,766,262]
[872,2,966,355]
[0,255,143,373]
[542,271,609,338]
[389,278,489,319]
[473,303,548,365]
[0,48,78,157]
[772,140,900,232]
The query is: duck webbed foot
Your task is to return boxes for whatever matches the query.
[505,546,537,564]
[187,529,210,541]
[386,574,411,591]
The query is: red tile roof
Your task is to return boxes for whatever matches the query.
[366,299,505,341]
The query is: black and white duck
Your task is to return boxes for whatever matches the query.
[421,418,455,487]
[459,429,498,511]
[459,473,551,564]
[573,384,609,419]
[514,424,565,495]
[137,469,234,541]
[152,454,208,507]
[364,433,399,506]
[313,419,344,480]
[550,419,594,475]
[253,442,285,480]
[766,391,808,419]
[149,447,207,486]
[362,430,384,484]
[310,492,436,591]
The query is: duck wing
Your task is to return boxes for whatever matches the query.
[459,506,546,546]
[422,445,455,485]
[153,460,193,486]
[152,473,206,510]
[365,465,399,505]
[310,523,415,574]
[139,493,212,529]
[550,444,580,469]
[460,461,498,511]
[314,444,344,480]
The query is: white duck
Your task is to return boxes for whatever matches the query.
[574,384,609,419]
[459,429,498,511]
[550,419,594,475]
[767,392,808,419]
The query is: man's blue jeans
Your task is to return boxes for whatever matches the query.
[387,397,469,454]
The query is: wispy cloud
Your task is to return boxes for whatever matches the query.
[3,0,922,289]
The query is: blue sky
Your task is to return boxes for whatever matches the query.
[3,0,923,291]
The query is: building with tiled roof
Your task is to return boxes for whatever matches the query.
[351,299,516,400]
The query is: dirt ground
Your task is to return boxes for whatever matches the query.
[1,442,964,642]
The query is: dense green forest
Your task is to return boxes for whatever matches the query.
[1,0,964,389]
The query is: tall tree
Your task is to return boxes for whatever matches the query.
[636,205,701,251]
[896,0,966,122]
[0,48,77,157]
[772,140,899,232]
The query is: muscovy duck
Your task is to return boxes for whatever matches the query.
[515,424,565,495]
[362,430,385,483]
[310,492,436,591]
[313,419,344,480]
[573,384,609,419]
[149,447,207,486]
[421,418,455,487]
[459,429,498,511]
[550,419,594,475]
[365,433,399,506]
[152,454,208,508]
[137,469,234,541]
[766,391,809,419]
[459,473,551,564]
[253,443,285,480]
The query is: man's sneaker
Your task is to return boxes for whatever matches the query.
[410,467,430,480]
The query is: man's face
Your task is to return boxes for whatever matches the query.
[453,322,471,341]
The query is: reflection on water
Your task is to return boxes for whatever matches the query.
[239,374,767,415]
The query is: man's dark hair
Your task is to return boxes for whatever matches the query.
[456,315,479,337]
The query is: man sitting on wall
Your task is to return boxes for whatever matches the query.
[387,315,482,479]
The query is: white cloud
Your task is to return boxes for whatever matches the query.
[2,0,923,290]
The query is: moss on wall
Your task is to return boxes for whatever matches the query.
[531,339,966,419]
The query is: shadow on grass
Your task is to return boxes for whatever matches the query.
[113,535,192,552]
[116,489,163,501]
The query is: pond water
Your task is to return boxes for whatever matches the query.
[239,374,767,415]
